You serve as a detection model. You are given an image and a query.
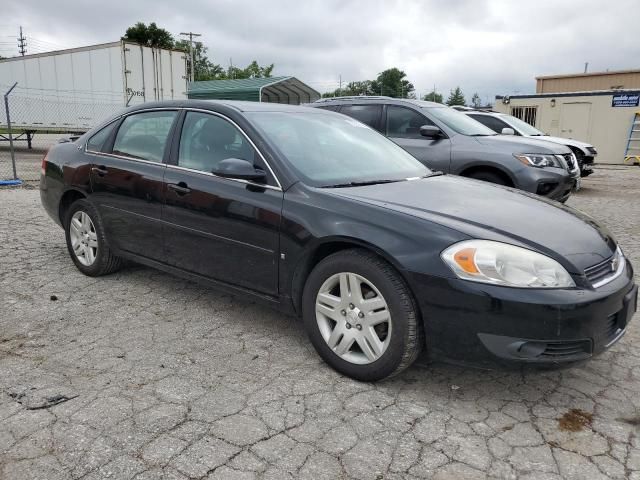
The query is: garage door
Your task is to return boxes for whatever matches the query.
[560,102,591,141]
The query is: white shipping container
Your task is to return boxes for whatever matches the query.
[0,40,188,132]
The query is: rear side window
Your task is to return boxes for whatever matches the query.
[86,121,117,152]
[340,105,382,129]
[112,111,177,162]
[468,114,509,134]
[386,106,433,138]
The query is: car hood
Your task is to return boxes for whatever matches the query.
[472,134,571,154]
[530,135,594,151]
[327,175,616,273]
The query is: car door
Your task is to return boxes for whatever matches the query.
[89,109,178,260]
[384,105,452,172]
[468,114,514,135]
[162,110,283,295]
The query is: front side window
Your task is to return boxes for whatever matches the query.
[86,121,117,152]
[386,106,434,138]
[112,111,177,162]
[248,111,429,187]
[339,105,382,129]
[177,111,259,173]
[468,114,511,134]
[425,107,496,136]
[502,114,545,136]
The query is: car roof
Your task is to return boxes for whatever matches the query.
[124,99,328,114]
[312,96,443,109]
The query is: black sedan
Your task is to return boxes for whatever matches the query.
[40,100,637,381]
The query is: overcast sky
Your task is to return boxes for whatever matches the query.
[2,0,639,103]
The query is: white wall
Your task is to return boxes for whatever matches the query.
[495,93,638,164]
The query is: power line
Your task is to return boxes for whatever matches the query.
[17,26,26,56]
[179,31,201,83]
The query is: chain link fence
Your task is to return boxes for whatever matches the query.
[1,84,123,183]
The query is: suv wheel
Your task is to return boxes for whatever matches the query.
[64,199,122,276]
[302,249,422,381]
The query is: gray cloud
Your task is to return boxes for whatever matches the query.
[3,0,639,103]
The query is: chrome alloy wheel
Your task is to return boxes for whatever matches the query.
[69,211,98,266]
[315,272,392,365]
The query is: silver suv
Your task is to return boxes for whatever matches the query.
[311,97,579,202]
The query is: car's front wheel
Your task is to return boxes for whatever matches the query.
[302,249,422,381]
[64,199,122,276]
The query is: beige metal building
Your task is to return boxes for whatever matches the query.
[495,86,640,164]
[536,69,640,94]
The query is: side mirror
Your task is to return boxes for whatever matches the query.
[212,158,266,181]
[419,125,443,138]
[501,127,515,135]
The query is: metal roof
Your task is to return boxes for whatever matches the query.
[187,76,321,104]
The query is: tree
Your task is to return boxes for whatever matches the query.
[446,86,466,106]
[123,22,174,49]
[471,92,482,108]
[174,40,274,81]
[423,90,443,103]
[370,68,414,98]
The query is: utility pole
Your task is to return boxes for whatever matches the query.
[179,31,201,83]
[17,26,27,56]
[339,74,342,96]
[584,62,589,74]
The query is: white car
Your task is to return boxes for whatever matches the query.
[464,110,596,178]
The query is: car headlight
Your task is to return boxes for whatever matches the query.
[441,240,575,288]
[514,153,565,169]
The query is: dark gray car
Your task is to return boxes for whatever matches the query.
[311,97,579,202]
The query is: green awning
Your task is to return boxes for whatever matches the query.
[187,76,320,104]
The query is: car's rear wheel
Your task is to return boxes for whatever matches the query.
[64,199,122,276]
[467,170,508,186]
[302,249,422,381]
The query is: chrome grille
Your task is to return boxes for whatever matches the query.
[584,248,624,288]
[563,153,578,173]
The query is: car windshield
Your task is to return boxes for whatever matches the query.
[248,112,430,187]
[500,114,545,136]
[425,107,497,136]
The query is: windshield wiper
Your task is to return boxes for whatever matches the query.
[321,179,402,188]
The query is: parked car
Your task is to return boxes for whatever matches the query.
[312,97,579,202]
[41,101,636,381]
[463,109,597,177]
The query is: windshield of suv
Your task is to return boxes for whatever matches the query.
[426,107,497,136]
[500,114,545,136]
[248,112,430,187]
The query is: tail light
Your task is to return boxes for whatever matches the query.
[41,150,49,175]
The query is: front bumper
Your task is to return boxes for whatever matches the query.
[516,167,575,203]
[410,260,636,368]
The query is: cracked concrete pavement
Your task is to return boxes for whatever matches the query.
[1,167,640,479]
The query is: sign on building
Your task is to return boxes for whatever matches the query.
[612,94,640,107]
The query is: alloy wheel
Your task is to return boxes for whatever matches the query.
[315,272,392,365]
[69,211,98,266]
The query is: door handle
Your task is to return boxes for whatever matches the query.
[167,182,191,195]
[91,166,108,176]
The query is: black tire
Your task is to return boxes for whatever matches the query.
[302,249,422,381]
[64,199,123,276]
[467,170,508,186]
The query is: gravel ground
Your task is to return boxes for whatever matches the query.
[1,168,640,480]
